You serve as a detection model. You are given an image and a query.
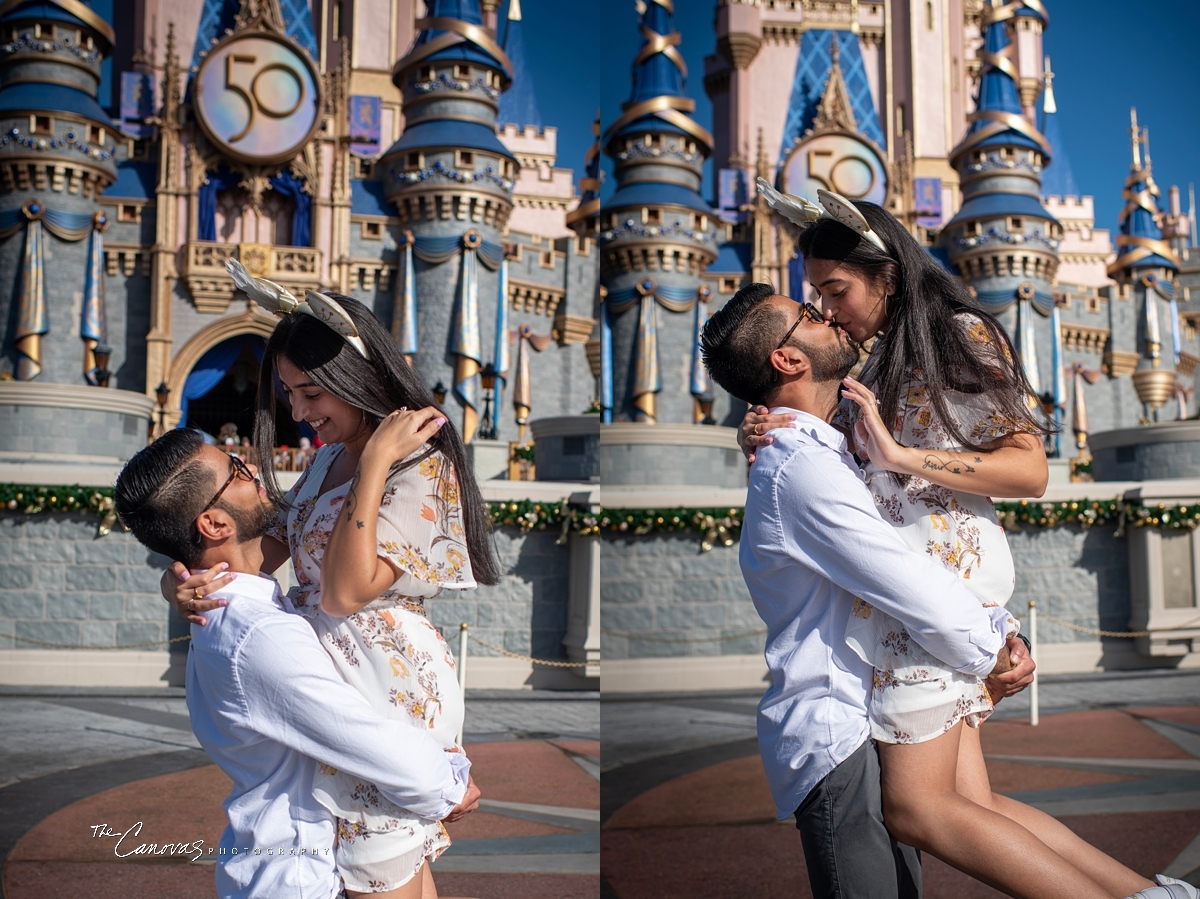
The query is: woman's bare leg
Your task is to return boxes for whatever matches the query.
[421,862,439,899]
[345,862,427,899]
[879,721,1113,899]
[956,724,1153,897]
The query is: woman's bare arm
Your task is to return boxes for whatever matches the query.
[320,409,445,617]
[842,377,1048,498]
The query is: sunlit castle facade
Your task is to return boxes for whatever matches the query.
[701,0,1199,448]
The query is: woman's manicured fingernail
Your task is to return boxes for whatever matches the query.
[177,569,190,580]
[218,599,229,607]
[220,563,229,570]
[436,418,446,426]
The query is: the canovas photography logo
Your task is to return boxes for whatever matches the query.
[89,823,332,863]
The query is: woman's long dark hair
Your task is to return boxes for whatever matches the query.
[253,295,502,586]
[796,202,1052,457]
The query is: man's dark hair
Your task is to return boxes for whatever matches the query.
[700,282,787,407]
[114,429,214,569]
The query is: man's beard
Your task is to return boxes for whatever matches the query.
[794,329,861,383]
[216,498,274,542]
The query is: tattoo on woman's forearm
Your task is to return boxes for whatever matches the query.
[344,474,365,528]
[922,454,976,475]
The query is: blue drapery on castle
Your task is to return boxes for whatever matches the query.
[178,336,265,427]
[197,168,311,246]
[778,30,885,163]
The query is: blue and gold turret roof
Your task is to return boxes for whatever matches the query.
[602,0,713,155]
[949,0,1051,167]
[1038,57,1078,198]
[0,0,114,125]
[497,0,540,127]
[386,0,516,163]
[1107,108,1178,275]
[398,0,513,87]
[601,0,713,217]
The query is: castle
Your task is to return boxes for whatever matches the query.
[1,0,1197,690]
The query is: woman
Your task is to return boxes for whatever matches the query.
[164,275,501,899]
[739,195,1187,899]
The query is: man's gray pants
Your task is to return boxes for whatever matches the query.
[793,740,922,899]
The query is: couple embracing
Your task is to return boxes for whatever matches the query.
[701,185,1196,899]
[114,261,497,899]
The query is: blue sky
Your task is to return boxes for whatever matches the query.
[515,0,1200,236]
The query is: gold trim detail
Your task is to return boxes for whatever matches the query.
[602,95,713,150]
[395,17,514,80]
[633,24,687,81]
[0,0,115,44]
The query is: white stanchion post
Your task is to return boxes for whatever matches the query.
[456,623,469,746]
[1029,600,1039,727]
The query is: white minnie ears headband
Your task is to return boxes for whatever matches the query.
[755,177,889,254]
[226,259,371,360]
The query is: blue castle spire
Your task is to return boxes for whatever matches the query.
[497,0,541,128]
[944,0,1059,397]
[1107,108,1178,276]
[1038,57,1078,199]
[597,0,718,425]
[380,0,517,442]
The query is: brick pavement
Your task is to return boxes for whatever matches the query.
[0,689,599,899]
[601,671,1200,899]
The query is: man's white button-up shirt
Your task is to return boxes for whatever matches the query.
[185,572,468,899]
[740,409,1008,819]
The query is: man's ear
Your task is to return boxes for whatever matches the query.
[195,507,236,542]
[770,344,810,380]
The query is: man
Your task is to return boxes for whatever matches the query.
[114,430,479,899]
[700,283,1034,899]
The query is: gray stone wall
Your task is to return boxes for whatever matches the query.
[600,521,1132,662]
[0,514,177,653]
[1092,439,1200,481]
[416,525,571,662]
[0,514,571,667]
[0,404,148,459]
[600,442,746,487]
[1008,522,1131,643]
[599,534,763,661]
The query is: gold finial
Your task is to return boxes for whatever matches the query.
[1130,107,1142,170]
[508,0,522,20]
[1042,57,1056,114]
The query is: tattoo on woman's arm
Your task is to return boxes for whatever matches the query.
[343,474,365,528]
[922,454,976,475]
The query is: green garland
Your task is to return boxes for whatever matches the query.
[3,485,1197,547]
[0,484,120,535]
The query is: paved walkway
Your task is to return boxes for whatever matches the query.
[601,669,1200,899]
[0,687,599,899]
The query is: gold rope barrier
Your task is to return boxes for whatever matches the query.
[1035,611,1200,639]
[466,632,596,668]
[10,634,192,650]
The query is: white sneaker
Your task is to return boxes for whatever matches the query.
[1129,883,1198,899]
[1156,875,1200,899]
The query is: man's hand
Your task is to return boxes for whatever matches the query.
[443,774,480,824]
[985,634,1036,704]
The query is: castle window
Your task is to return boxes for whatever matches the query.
[1000,146,1014,160]
[361,220,382,239]
[357,158,374,178]
[405,152,423,170]
[925,1,934,30]
[331,0,342,40]
[644,208,661,225]
[119,204,139,223]
[1008,216,1023,232]
[964,221,979,237]
[698,215,708,231]
[454,65,471,80]
[1086,295,1100,313]
[420,66,433,81]
[455,150,474,168]
[720,277,739,294]
[687,141,696,154]
[88,124,105,145]
[131,139,152,161]
[32,115,51,134]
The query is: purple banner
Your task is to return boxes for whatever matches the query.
[119,72,155,138]
[914,177,942,228]
[349,95,382,158]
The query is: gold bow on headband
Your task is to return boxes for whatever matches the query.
[226,259,371,360]
[755,177,889,254]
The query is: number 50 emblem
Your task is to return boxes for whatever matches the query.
[194,32,321,166]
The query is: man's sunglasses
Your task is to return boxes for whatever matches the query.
[199,454,257,516]
[775,301,826,350]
